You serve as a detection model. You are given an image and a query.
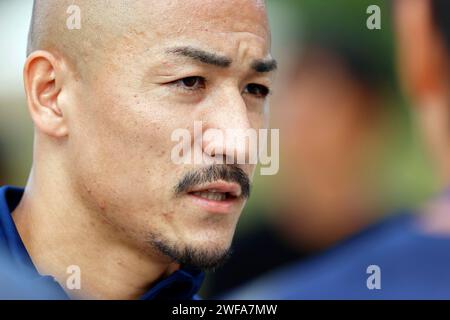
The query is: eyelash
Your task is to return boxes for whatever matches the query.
[168,76,206,94]
[244,83,271,99]
[168,76,271,99]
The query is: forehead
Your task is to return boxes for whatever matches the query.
[141,0,268,35]
[81,0,271,79]
[120,0,270,54]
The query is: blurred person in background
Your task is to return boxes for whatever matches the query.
[205,40,391,298]
[225,0,450,299]
[271,43,388,252]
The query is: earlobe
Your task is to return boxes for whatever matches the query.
[24,50,68,137]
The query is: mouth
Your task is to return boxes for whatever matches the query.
[185,181,243,214]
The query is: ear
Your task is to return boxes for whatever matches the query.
[395,0,449,107]
[23,50,68,137]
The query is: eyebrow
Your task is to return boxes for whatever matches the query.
[251,58,278,73]
[166,46,232,68]
[165,46,278,73]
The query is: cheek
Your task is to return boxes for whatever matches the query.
[247,107,267,130]
[70,88,180,208]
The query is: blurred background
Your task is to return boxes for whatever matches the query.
[201,0,440,298]
[0,0,440,298]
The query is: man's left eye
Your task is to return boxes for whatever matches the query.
[244,83,270,98]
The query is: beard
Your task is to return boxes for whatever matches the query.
[148,233,232,271]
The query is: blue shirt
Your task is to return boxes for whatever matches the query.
[0,185,204,300]
[225,212,450,299]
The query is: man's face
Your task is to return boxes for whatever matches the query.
[64,0,273,268]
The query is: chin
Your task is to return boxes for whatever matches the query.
[186,231,234,253]
[182,243,233,270]
[154,237,233,271]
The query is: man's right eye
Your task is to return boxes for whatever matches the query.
[171,76,206,91]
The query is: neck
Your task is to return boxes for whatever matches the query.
[12,165,179,300]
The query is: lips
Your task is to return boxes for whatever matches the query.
[185,181,243,214]
[186,181,242,199]
[191,191,228,201]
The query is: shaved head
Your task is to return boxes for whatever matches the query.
[28,0,145,73]
[28,0,269,76]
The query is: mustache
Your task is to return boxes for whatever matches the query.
[175,165,251,199]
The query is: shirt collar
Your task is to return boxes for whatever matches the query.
[0,185,204,300]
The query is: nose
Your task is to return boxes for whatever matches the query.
[200,88,255,165]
